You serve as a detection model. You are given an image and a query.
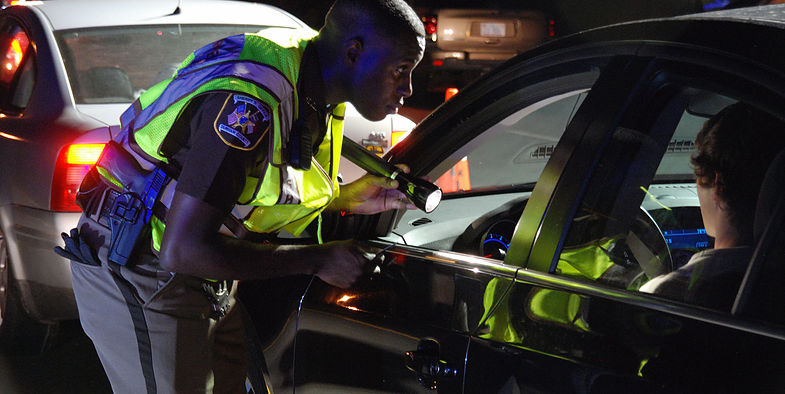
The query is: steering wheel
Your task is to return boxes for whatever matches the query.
[453,199,672,289]
[585,207,673,289]
[451,196,528,257]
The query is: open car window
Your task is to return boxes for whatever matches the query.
[387,67,601,254]
[433,91,587,194]
[550,68,783,317]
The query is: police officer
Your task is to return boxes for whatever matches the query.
[55,0,426,392]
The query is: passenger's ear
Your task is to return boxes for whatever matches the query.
[344,37,363,66]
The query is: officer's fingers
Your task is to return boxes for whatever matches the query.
[381,190,414,210]
[387,198,417,210]
[365,173,398,190]
[393,163,410,174]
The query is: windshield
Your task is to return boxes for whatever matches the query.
[56,24,277,104]
[431,90,588,194]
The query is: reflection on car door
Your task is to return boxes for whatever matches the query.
[290,243,517,392]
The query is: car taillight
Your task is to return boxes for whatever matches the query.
[422,15,437,41]
[1,29,29,84]
[444,87,459,101]
[548,19,556,38]
[51,143,105,212]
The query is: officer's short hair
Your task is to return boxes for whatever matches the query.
[321,0,425,46]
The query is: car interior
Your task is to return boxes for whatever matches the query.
[378,78,780,314]
[79,66,135,102]
[733,148,785,323]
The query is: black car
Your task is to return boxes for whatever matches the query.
[241,5,785,393]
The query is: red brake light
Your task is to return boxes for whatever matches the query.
[51,143,105,212]
[548,19,556,38]
[444,87,459,102]
[66,143,105,164]
[422,15,437,37]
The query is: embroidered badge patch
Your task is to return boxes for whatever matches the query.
[214,94,271,150]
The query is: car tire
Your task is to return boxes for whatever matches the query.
[0,231,59,354]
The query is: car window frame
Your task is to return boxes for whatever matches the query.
[363,34,785,337]
[528,48,785,328]
[511,55,659,272]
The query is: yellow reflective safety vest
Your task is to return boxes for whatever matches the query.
[112,27,343,249]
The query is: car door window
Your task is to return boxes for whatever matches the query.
[434,91,587,194]
[384,63,605,258]
[554,97,709,288]
[0,17,34,113]
[550,74,783,314]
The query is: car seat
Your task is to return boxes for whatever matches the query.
[732,148,785,322]
[80,66,134,102]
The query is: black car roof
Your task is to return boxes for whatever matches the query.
[673,4,785,27]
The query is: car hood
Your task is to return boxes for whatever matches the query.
[25,0,306,31]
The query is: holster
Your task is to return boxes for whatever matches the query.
[76,141,170,266]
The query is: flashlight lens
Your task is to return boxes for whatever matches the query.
[425,189,442,213]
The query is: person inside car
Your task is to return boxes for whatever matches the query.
[640,102,785,309]
[55,0,425,392]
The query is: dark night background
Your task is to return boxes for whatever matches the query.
[258,0,765,35]
[1,0,779,392]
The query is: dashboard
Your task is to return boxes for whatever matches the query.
[386,183,710,273]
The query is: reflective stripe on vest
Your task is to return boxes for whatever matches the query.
[244,103,345,236]
[114,27,343,247]
[121,30,316,164]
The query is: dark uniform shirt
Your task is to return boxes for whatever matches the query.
[171,92,267,216]
[166,44,326,219]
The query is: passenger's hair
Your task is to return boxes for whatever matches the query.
[320,0,425,47]
[691,102,785,243]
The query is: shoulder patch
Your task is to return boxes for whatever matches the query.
[214,94,272,150]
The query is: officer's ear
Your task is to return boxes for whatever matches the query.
[344,37,363,66]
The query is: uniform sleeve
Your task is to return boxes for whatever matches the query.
[175,92,273,214]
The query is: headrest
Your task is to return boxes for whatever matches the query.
[81,66,134,101]
[753,148,785,241]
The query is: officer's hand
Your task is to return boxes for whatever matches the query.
[54,228,100,266]
[313,240,373,288]
[332,164,416,215]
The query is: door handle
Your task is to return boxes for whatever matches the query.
[405,338,459,390]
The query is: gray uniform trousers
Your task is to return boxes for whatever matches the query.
[70,221,248,394]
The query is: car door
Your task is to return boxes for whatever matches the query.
[273,45,611,393]
[458,14,785,394]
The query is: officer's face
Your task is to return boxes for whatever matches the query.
[348,34,425,121]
